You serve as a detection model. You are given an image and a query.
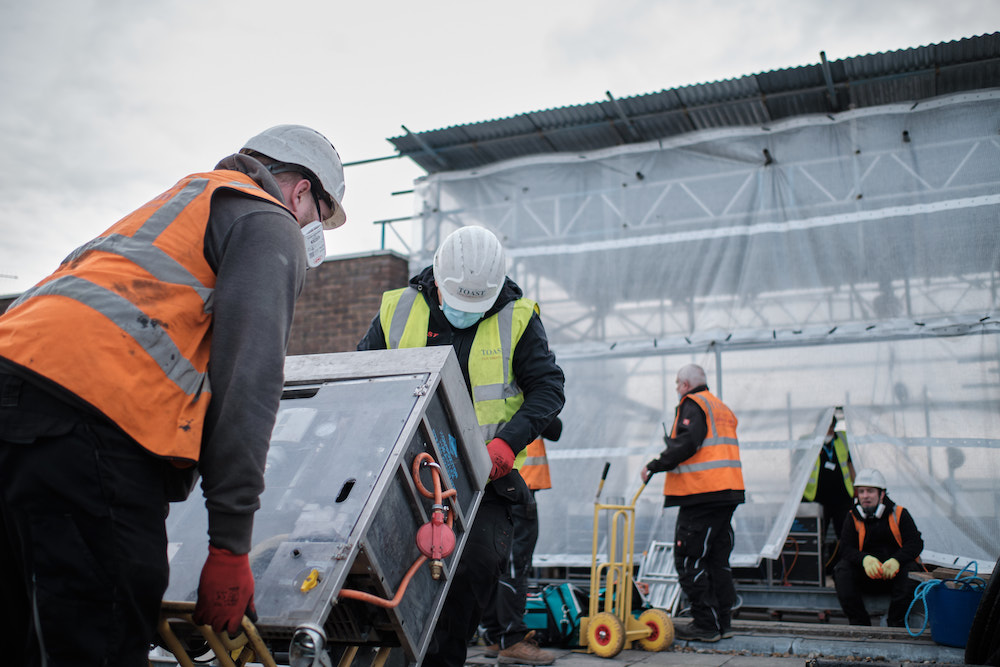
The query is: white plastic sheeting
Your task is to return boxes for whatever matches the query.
[409,90,1000,572]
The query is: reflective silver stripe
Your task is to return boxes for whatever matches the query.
[497,303,514,387]
[471,302,521,404]
[140,178,211,240]
[225,179,263,190]
[702,437,739,446]
[56,179,215,312]
[700,395,716,433]
[482,423,500,440]
[675,459,743,474]
[18,275,208,396]
[523,455,549,466]
[687,393,738,447]
[473,380,522,401]
[388,288,419,349]
[474,384,504,401]
[58,234,215,309]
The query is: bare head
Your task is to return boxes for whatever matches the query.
[675,364,707,397]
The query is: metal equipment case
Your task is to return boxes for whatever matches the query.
[162,348,490,664]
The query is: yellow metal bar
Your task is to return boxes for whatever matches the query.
[371,646,393,667]
[156,601,277,667]
[336,646,359,667]
[589,493,602,618]
[586,467,653,648]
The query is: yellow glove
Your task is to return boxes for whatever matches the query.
[863,555,883,579]
[882,558,900,579]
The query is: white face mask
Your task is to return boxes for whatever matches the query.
[301,220,326,269]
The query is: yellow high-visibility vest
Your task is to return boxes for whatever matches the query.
[803,432,853,501]
[378,286,538,469]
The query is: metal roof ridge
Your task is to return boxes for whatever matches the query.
[392,32,999,140]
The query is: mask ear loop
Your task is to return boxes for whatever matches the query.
[310,189,324,225]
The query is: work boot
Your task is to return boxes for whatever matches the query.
[483,643,500,658]
[673,621,721,643]
[498,631,555,665]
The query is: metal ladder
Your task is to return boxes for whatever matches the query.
[636,540,683,615]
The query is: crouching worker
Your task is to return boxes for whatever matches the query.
[834,468,923,626]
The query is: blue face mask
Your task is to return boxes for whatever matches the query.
[441,302,485,329]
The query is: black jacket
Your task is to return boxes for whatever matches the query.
[358,266,565,503]
[839,495,923,567]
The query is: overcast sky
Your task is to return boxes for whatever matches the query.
[0,0,996,295]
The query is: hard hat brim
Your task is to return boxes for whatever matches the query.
[323,203,347,230]
[438,279,501,313]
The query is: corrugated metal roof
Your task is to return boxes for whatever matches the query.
[388,33,1000,174]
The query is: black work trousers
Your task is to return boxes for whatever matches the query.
[0,374,170,667]
[833,558,919,626]
[674,504,738,633]
[423,498,513,667]
[481,493,538,648]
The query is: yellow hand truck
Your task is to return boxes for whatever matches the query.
[579,463,674,658]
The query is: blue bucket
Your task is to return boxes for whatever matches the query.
[926,581,984,648]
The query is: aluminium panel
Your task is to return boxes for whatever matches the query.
[163,347,489,664]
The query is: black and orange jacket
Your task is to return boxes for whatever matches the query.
[647,386,745,507]
[839,496,923,566]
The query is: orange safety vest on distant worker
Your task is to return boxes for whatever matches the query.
[519,437,552,490]
[0,170,290,463]
[663,390,744,498]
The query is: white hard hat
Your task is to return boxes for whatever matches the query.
[242,125,347,230]
[433,227,506,312]
[854,468,887,490]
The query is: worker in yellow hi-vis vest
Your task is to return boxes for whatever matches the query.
[482,417,562,665]
[802,410,856,567]
[358,226,565,667]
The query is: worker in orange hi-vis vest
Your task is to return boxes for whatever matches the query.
[834,468,923,627]
[482,416,562,665]
[0,125,349,667]
[641,364,744,644]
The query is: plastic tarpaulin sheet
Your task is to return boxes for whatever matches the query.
[409,90,1000,571]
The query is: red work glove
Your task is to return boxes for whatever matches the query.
[193,545,257,635]
[487,437,515,480]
